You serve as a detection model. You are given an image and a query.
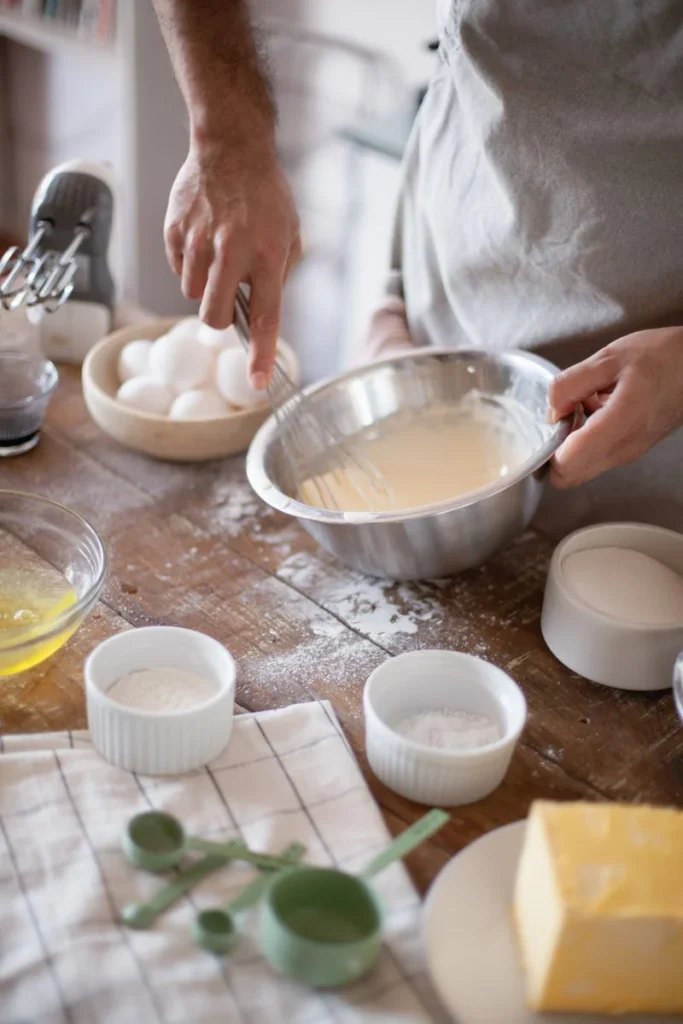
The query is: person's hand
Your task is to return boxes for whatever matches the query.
[548,327,683,488]
[164,141,301,388]
[358,296,417,364]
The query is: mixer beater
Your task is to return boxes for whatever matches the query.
[0,221,88,314]
[0,160,115,363]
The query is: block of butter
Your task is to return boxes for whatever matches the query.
[513,800,683,1014]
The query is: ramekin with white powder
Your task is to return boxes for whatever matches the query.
[363,649,527,807]
[85,626,235,774]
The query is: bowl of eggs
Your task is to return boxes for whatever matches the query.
[82,317,298,462]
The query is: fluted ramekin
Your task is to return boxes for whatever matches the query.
[86,626,235,774]
[364,650,526,806]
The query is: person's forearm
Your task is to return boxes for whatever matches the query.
[152,0,301,379]
[152,0,276,154]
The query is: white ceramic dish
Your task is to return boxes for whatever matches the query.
[424,821,664,1024]
[541,523,683,691]
[363,650,527,806]
[85,626,235,774]
[82,319,298,462]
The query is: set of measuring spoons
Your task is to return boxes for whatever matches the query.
[121,807,448,987]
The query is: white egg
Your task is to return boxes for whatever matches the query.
[166,316,201,342]
[116,376,174,416]
[197,322,241,351]
[169,389,231,420]
[148,332,214,392]
[117,339,154,383]
[215,347,269,409]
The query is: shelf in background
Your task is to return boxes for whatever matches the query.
[0,10,117,63]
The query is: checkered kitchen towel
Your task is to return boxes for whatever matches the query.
[0,701,449,1024]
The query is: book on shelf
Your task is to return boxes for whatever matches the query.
[0,0,116,43]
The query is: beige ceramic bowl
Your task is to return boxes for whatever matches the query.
[82,319,298,462]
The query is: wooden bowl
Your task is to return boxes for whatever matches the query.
[82,319,298,462]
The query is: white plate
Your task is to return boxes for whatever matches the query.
[424,821,669,1024]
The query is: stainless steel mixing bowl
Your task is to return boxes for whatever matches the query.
[246,349,571,580]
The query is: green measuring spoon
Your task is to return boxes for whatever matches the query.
[122,853,229,930]
[260,808,449,989]
[187,835,302,870]
[193,842,307,955]
[123,811,298,874]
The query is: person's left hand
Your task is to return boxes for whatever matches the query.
[548,327,683,488]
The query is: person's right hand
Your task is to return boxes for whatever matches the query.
[164,141,302,389]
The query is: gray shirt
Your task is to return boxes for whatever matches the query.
[393,1,683,357]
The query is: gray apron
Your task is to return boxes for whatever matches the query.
[392,0,683,358]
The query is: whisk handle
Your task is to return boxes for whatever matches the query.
[234,283,251,351]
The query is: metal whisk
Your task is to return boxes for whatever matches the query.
[233,285,392,511]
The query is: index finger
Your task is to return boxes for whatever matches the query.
[198,230,244,330]
[164,220,184,278]
[248,264,284,390]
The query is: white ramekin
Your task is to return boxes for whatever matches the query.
[541,523,683,692]
[85,626,235,774]
[363,650,527,807]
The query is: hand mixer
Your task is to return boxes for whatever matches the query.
[0,160,115,364]
[233,283,393,511]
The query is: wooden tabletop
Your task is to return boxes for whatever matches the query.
[1,365,682,894]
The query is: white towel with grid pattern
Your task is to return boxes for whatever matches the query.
[0,700,449,1024]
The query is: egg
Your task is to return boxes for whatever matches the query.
[116,376,174,416]
[215,347,269,409]
[166,317,201,342]
[169,389,231,420]
[197,322,241,351]
[117,339,154,383]
[148,332,214,392]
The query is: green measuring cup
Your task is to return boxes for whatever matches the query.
[259,809,448,989]
[193,842,306,955]
[122,853,228,929]
[123,811,298,874]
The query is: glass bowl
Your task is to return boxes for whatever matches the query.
[0,352,59,456]
[0,490,106,676]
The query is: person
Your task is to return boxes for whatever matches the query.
[152,0,683,490]
[151,0,301,394]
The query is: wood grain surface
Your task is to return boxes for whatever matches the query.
[1,366,681,893]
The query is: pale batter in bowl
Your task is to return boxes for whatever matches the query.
[298,395,538,513]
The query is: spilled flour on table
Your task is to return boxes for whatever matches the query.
[240,633,385,715]
[278,551,444,638]
[252,524,299,559]
[309,614,347,640]
[209,478,262,534]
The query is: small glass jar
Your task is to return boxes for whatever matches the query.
[0,351,58,456]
